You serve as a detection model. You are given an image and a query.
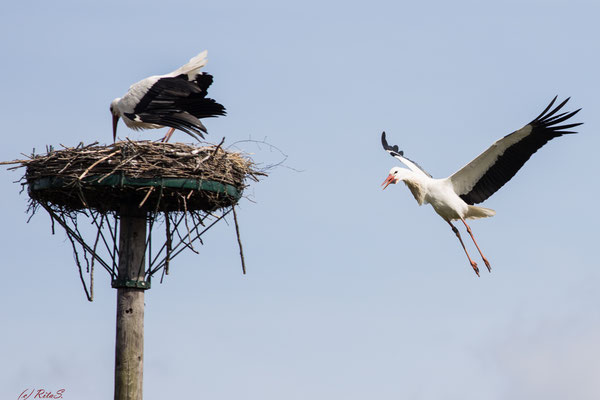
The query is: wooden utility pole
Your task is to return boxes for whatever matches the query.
[114,205,148,400]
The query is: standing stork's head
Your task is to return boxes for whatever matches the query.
[109,98,121,142]
[381,167,410,189]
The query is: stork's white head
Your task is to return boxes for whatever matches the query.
[110,98,121,142]
[381,167,410,189]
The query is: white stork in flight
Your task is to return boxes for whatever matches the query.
[381,97,582,276]
[110,50,225,142]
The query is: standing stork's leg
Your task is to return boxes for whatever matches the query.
[161,127,176,143]
[460,218,491,272]
[446,220,479,276]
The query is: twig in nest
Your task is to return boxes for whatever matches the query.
[0,159,30,166]
[78,150,119,180]
[76,182,90,209]
[232,206,246,275]
[212,137,226,158]
[139,186,155,208]
[97,154,138,183]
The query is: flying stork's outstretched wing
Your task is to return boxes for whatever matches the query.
[450,96,582,205]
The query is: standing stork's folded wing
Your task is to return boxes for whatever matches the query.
[110,50,226,142]
[449,97,582,205]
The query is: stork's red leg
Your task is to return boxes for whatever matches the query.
[161,127,175,143]
[447,220,479,276]
[460,218,491,272]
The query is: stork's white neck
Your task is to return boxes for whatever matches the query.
[389,167,428,205]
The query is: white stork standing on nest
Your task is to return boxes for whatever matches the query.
[381,97,582,276]
[110,50,226,142]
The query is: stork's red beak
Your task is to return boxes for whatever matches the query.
[381,174,396,190]
[112,114,119,142]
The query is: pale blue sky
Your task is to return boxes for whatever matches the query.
[2,0,599,399]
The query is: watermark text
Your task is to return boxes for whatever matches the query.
[18,389,65,400]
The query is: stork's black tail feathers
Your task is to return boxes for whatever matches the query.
[185,73,226,119]
[183,97,226,120]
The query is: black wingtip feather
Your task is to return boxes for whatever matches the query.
[381,131,402,156]
[545,112,579,126]
[381,131,390,150]
[542,111,569,124]
[532,95,558,121]
[552,122,583,130]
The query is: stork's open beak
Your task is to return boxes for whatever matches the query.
[112,114,120,142]
[381,174,396,190]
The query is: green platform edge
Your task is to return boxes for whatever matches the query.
[30,174,242,200]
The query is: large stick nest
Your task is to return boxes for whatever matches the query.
[11,141,264,212]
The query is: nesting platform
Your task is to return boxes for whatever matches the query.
[21,141,262,212]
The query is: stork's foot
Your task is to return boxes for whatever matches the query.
[482,257,491,273]
[470,261,480,277]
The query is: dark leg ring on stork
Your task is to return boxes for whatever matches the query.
[447,220,479,276]
[161,127,176,143]
[460,218,491,273]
